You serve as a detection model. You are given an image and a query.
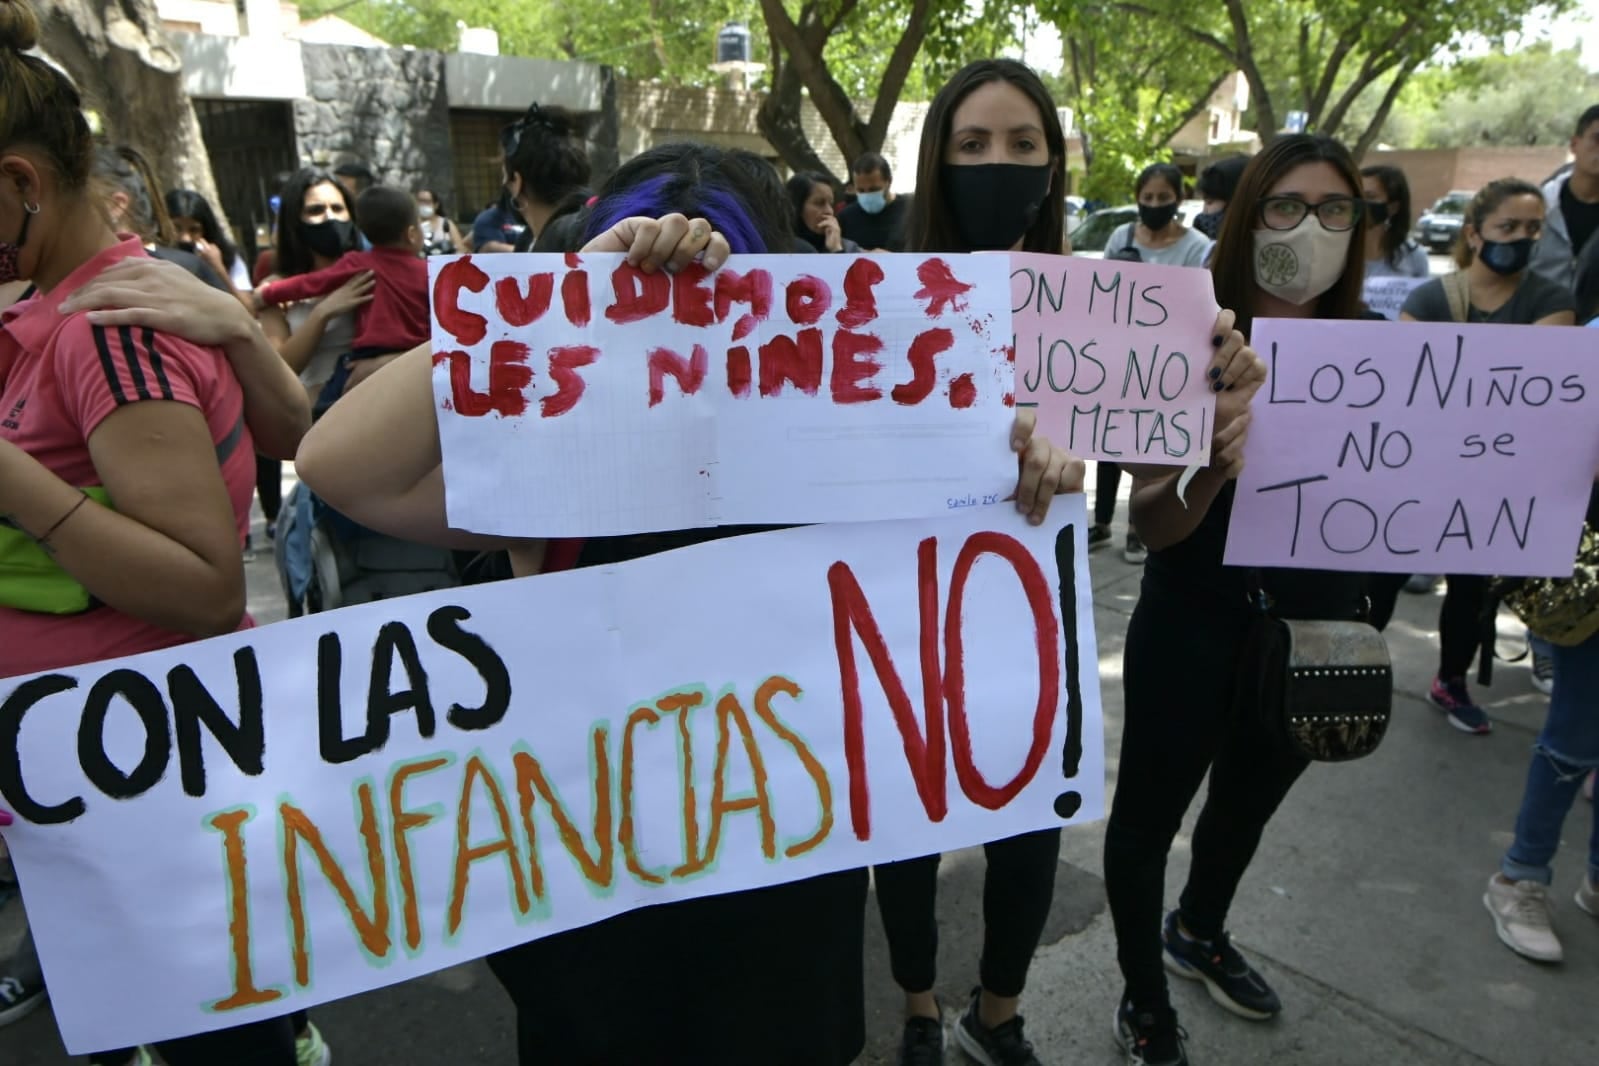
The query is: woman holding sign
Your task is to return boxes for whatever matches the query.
[297,139,1087,1064]
[1368,180,1576,735]
[1102,134,1365,1066]
[864,60,1257,1066]
[0,1,317,1062]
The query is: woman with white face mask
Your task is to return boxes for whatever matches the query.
[414,187,464,256]
[1102,134,1367,1066]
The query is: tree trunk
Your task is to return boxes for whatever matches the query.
[38,0,230,231]
[756,62,844,184]
[1352,67,1412,160]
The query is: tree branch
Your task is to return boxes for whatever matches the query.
[1353,66,1413,159]
[1109,2,1237,64]
[758,0,867,161]
[1306,25,1361,123]
[866,0,933,149]
[1222,0,1274,136]
[1322,49,1409,136]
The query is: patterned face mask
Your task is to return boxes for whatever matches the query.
[0,203,35,285]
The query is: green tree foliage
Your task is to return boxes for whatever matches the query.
[1040,1,1231,200]
[1369,42,1599,148]
[1040,0,1572,189]
[297,0,760,84]
[755,0,1025,179]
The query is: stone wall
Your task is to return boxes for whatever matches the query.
[293,43,454,204]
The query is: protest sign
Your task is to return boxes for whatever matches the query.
[1362,275,1429,321]
[0,504,1103,1054]
[428,252,1016,536]
[1225,319,1599,576]
[1011,253,1218,465]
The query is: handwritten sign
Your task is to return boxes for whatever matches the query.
[0,505,1103,1054]
[1362,275,1428,321]
[428,252,1015,536]
[1011,253,1218,465]
[1225,319,1599,575]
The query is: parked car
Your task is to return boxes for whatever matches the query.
[1414,190,1473,254]
[1069,200,1205,258]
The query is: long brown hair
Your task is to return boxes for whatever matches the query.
[905,58,1066,255]
[1210,134,1368,338]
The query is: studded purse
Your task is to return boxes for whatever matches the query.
[1241,577,1393,763]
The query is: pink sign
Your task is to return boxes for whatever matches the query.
[1225,319,1599,577]
[1011,253,1218,464]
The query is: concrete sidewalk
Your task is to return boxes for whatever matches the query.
[4,478,1595,1065]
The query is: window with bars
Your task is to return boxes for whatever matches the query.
[449,109,520,228]
[192,98,299,266]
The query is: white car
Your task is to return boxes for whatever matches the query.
[1070,200,1206,259]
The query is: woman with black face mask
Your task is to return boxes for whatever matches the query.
[1364,180,1576,733]
[1105,163,1210,267]
[1360,165,1428,278]
[881,59,1249,1066]
[258,168,371,408]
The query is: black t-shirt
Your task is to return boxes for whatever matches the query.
[838,195,911,252]
[1562,180,1599,258]
[1402,271,1573,325]
[149,245,232,294]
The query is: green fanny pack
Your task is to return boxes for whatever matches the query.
[0,486,113,614]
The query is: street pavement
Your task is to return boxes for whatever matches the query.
[4,465,1595,1066]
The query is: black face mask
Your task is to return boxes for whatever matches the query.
[1138,202,1179,231]
[1479,237,1535,276]
[941,163,1053,251]
[1365,200,1391,227]
[1192,208,1224,239]
[299,218,355,260]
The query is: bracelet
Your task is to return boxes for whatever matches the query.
[36,492,90,547]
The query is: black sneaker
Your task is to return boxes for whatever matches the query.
[0,928,47,1027]
[895,1014,945,1066]
[1114,997,1188,1065]
[954,987,1041,1066]
[1123,532,1148,565]
[1088,523,1112,550]
[1161,911,1281,1020]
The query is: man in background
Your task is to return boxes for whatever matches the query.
[838,151,911,252]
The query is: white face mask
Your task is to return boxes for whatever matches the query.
[1252,221,1352,306]
[418,204,436,221]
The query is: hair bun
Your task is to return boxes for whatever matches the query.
[0,0,40,53]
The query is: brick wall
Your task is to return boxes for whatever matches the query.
[1363,147,1569,213]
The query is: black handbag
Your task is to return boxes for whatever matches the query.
[1242,575,1393,762]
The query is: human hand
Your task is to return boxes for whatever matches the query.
[819,216,843,253]
[1204,309,1266,480]
[1009,408,1086,526]
[580,213,731,273]
[193,239,228,281]
[60,257,254,346]
[315,271,376,319]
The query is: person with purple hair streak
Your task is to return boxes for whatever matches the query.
[295,142,1086,1063]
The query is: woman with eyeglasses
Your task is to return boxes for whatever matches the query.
[1363,182,1577,738]
[1103,135,1367,1066]
[1360,165,1429,279]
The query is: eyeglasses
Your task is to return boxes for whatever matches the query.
[1259,196,1362,232]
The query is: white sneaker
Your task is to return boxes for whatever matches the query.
[1484,875,1563,962]
[1577,876,1598,918]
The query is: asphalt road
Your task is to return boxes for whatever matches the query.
[4,458,1594,1066]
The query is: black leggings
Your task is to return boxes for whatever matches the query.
[872,827,1061,998]
[1104,583,1309,1009]
[1095,462,1122,527]
[90,1013,300,1066]
[255,456,283,524]
[1368,572,1487,679]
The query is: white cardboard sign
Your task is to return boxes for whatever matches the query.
[0,504,1103,1053]
[428,252,1018,536]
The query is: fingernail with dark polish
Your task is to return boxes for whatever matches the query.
[1208,367,1221,380]
[1212,335,1223,346]
[1213,380,1225,392]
